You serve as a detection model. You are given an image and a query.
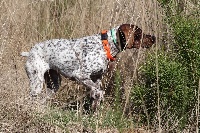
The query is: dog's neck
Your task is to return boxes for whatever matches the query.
[106,26,120,58]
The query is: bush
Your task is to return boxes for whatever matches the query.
[173,17,200,86]
[131,52,196,128]
[130,1,199,130]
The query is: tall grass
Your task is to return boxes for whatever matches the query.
[1,0,195,132]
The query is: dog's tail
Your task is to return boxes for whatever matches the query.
[21,52,29,57]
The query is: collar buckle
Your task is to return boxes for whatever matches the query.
[101,30,108,40]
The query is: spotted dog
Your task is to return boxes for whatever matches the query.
[21,24,156,109]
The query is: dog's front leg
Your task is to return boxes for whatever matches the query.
[82,79,104,110]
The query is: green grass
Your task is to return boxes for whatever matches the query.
[38,106,132,132]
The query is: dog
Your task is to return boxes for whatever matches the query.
[21,24,156,110]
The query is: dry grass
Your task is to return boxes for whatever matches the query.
[0,0,169,132]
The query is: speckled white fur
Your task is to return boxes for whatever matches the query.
[22,27,119,106]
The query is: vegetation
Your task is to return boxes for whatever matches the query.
[130,0,200,131]
[0,0,199,132]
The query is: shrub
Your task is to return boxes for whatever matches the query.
[131,52,196,128]
[173,17,200,87]
[130,1,199,130]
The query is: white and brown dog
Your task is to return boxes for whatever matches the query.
[21,24,156,109]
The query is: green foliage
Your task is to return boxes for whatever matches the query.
[173,17,200,84]
[131,53,196,127]
[103,70,130,130]
[40,107,130,132]
[130,0,199,130]
[101,109,131,130]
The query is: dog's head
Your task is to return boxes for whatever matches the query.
[117,24,156,50]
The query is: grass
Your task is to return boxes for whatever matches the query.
[0,0,199,132]
[38,106,132,132]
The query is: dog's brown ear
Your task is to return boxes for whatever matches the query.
[117,24,138,50]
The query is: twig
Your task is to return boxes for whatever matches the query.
[14,118,35,133]
[60,91,90,109]
[197,78,200,133]
[152,0,161,132]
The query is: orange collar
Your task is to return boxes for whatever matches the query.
[101,30,115,61]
